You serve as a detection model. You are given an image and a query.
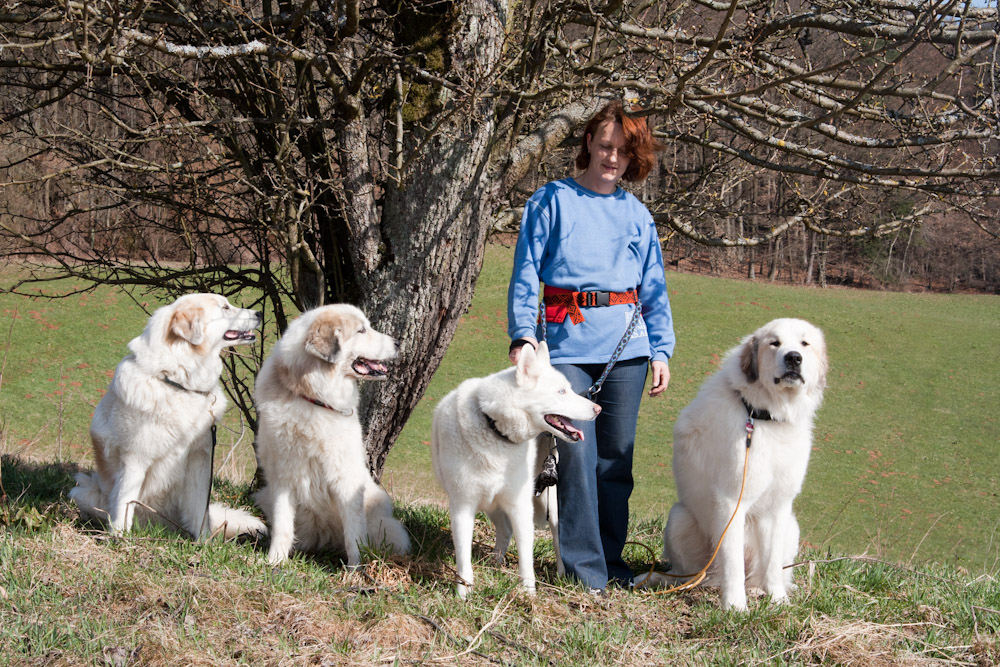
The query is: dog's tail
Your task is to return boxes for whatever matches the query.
[365,487,411,555]
[208,503,268,541]
[69,472,111,525]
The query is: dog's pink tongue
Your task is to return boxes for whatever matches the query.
[548,415,585,441]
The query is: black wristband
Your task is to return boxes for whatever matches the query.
[508,338,537,354]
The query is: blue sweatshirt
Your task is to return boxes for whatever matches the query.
[507,178,675,365]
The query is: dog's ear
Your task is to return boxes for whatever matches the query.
[535,341,550,365]
[515,342,540,388]
[167,302,206,346]
[815,336,829,390]
[740,335,758,383]
[305,311,349,362]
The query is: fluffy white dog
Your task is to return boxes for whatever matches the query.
[431,342,601,598]
[253,304,411,567]
[639,318,827,609]
[70,293,266,540]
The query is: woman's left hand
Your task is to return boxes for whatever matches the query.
[649,360,670,397]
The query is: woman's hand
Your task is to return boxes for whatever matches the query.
[508,337,539,364]
[649,360,670,397]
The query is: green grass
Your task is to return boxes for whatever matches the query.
[386,243,1000,573]
[3,246,1000,571]
[2,455,998,665]
[2,249,1000,664]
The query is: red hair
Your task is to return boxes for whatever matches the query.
[575,100,661,183]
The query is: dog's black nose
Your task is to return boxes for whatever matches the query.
[785,351,802,368]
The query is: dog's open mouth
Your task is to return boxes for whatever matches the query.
[546,414,584,441]
[352,358,389,379]
[775,371,803,385]
[224,330,257,342]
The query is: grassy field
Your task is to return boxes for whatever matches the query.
[2,245,1000,572]
[3,457,1000,665]
[2,248,1000,664]
[386,244,1000,574]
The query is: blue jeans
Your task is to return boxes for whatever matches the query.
[553,357,648,590]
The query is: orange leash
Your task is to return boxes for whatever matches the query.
[635,422,753,595]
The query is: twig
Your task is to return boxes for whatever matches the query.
[787,555,959,585]
[488,630,554,666]
[416,614,508,666]
[434,593,515,662]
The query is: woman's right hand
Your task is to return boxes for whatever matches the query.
[508,337,539,364]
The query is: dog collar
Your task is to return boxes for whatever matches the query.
[482,410,518,444]
[740,396,774,422]
[159,375,213,397]
[301,395,354,417]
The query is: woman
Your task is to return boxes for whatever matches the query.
[507,100,675,592]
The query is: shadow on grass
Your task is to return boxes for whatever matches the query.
[1,454,78,505]
[1,454,80,531]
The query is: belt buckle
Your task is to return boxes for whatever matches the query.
[594,291,610,307]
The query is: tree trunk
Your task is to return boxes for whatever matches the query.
[357,0,508,475]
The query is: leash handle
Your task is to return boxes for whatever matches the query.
[539,294,643,397]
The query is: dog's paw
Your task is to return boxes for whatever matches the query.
[768,589,790,605]
[267,549,288,566]
[721,591,748,611]
[633,571,670,589]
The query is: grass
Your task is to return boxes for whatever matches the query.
[4,246,1000,572]
[2,247,1000,663]
[3,246,1000,572]
[2,457,999,665]
[386,243,1000,573]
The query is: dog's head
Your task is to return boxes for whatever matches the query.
[301,304,397,380]
[160,293,262,352]
[740,318,827,391]
[514,342,601,441]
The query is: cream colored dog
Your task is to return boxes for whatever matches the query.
[638,318,827,609]
[70,294,266,540]
[253,304,410,567]
[431,342,601,598]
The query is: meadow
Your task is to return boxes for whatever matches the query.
[3,245,1000,569]
[2,246,1000,664]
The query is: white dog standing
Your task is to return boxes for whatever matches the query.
[640,318,827,609]
[253,304,410,568]
[431,342,601,598]
[70,294,266,540]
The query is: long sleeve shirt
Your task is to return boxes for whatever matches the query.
[507,178,675,365]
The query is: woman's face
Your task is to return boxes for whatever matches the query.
[585,120,630,192]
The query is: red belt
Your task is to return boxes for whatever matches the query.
[542,285,638,325]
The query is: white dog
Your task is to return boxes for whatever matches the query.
[638,318,827,609]
[70,294,266,540]
[431,342,601,598]
[253,304,411,568]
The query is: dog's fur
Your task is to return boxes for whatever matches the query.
[253,304,410,567]
[639,318,827,609]
[431,342,601,598]
[70,294,266,540]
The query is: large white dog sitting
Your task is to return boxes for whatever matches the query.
[638,318,827,609]
[70,294,266,540]
[253,304,411,567]
[431,342,601,598]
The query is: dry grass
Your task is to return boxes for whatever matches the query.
[3,476,998,667]
[3,441,1000,667]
